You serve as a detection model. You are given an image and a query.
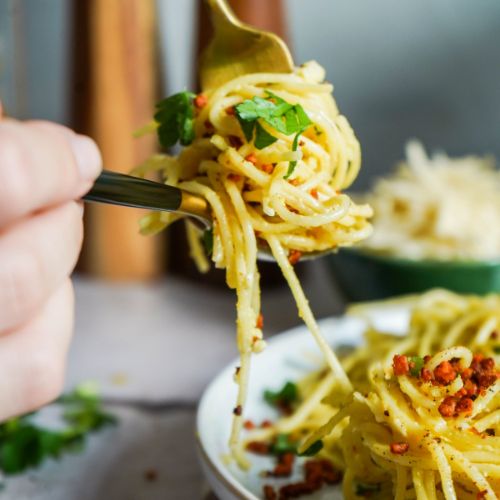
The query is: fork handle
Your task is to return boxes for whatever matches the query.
[83,170,182,212]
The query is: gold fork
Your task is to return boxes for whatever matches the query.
[199,0,294,91]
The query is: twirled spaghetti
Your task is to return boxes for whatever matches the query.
[134,61,372,465]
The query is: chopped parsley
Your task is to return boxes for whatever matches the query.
[264,381,298,407]
[202,228,214,256]
[0,383,115,475]
[154,91,196,148]
[298,439,324,457]
[409,356,425,377]
[270,434,297,455]
[354,481,381,496]
[235,91,312,178]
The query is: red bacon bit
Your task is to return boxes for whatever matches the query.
[456,397,474,415]
[228,173,242,182]
[261,420,273,428]
[245,153,258,164]
[439,396,457,417]
[243,420,255,430]
[477,491,487,500]
[392,355,410,376]
[246,440,270,455]
[268,452,295,477]
[464,379,478,397]
[228,135,243,148]
[278,459,341,499]
[289,178,301,186]
[194,94,208,109]
[310,188,318,199]
[421,368,433,381]
[390,442,409,455]
[261,163,274,174]
[424,355,432,363]
[298,140,305,146]
[256,313,264,330]
[226,106,236,116]
[481,358,495,371]
[233,405,242,416]
[288,250,302,266]
[434,361,457,385]
[491,331,498,339]
[263,485,277,500]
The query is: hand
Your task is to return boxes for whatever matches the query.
[0,104,102,420]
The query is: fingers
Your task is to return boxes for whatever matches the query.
[0,120,102,228]
[0,279,74,421]
[0,201,83,332]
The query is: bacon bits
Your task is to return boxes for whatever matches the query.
[390,442,409,455]
[246,441,270,455]
[245,153,257,164]
[243,420,255,430]
[228,135,243,148]
[456,397,474,415]
[392,355,410,376]
[310,188,318,199]
[438,396,457,417]
[434,361,457,385]
[226,105,236,116]
[261,163,274,174]
[256,313,264,330]
[263,485,277,500]
[194,94,208,109]
[288,250,302,265]
[228,173,242,182]
[268,452,295,477]
[278,459,342,499]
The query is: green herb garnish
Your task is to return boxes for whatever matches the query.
[235,91,311,177]
[264,381,298,407]
[409,356,425,377]
[202,228,214,256]
[0,383,116,475]
[298,439,324,457]
[493,346,500,354]
[354,481,381,496]
[270,434,297,455]
[154,91,196,148]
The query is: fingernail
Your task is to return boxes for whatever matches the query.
[69,134,102,181]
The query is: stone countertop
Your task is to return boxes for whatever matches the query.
[4,260,345,500]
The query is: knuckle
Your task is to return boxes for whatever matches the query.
[0,248,46,328]
[0,134,31,218]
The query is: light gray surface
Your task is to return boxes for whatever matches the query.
[1,260,343,499]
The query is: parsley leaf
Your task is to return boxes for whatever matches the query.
[0,383,116,476]
[409,356,425,377]
[264,381,298,407]
[298,439,324,457]
[154,91,196,148]
[254,122,278,149]
[202,228,213,257]
[234,90,312,176]
[270,434,297,455]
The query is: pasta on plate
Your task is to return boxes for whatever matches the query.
[245,290,500,499]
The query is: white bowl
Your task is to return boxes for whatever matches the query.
[196,305,409,499]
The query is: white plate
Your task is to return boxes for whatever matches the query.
[197,305,409,500]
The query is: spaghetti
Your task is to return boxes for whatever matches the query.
[134,61,372,465]
[248,290,500,499]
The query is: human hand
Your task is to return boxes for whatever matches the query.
[0,104,102,420]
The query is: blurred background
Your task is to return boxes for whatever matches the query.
[0,1,499,498]
[1,0,500,281]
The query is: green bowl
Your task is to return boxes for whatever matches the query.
[327,248,500,301]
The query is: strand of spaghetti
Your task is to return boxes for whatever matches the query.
[266,234,352,391]
[442,443,496,499]
[426,438,457,500]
